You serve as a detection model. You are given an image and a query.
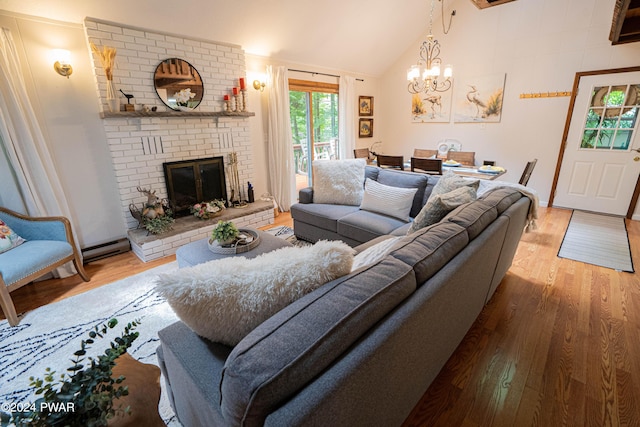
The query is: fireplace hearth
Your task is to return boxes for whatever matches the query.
[163,157,227,217]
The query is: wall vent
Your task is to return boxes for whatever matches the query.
[82,238,130,263]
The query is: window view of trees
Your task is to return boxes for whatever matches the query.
[289,80,339,188]
[582,84,639,150]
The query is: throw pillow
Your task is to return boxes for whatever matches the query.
[0,219,25,254]
[312,158,366,206]
[351,236,402,271]
[407,186,478,234]
[154,240,355,346]
[430,170,480,199]
[359,178,418,222]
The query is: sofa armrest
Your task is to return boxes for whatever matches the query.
[298,187,314,204]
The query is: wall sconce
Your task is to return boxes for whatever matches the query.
[253,80,266,92]
[52,49,73,78]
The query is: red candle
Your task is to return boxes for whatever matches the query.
[232,87,239,95]
[239,77,246,90]
[223,94,230,101]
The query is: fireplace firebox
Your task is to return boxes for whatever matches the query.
[163,157,227,217]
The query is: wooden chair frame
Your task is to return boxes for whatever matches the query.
[411,157,443,175]
[519,159,538,186]
[376,155,405,170]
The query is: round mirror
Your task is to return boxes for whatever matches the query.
[154,58,203,111]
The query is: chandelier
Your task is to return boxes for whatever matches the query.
[407,0,454,94]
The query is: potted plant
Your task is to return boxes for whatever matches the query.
[1,318,140,427]
[211,220,239,246]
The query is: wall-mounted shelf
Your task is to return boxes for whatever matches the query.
[100,110,255,119]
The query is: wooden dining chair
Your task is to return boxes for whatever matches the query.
[519,158,538,186]
[410,157,442,175]
[353,148,370,159]
[447,151,475,166]
[413,149,438,158]
[377,155,404,170]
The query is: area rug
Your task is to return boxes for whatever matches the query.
[0,261,181,426]
[558,210,634,272]
[264,225,311,246]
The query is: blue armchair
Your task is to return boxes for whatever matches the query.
[0,207,89,326]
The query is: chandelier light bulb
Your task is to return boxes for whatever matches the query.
[444,65,453,79]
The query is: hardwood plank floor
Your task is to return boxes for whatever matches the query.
[3,207,639,426]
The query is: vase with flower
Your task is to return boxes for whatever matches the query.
[91,43,119,112]
[174,88,196,111]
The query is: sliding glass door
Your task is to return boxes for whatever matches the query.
[289,79,339,190]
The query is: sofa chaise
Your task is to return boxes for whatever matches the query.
[157,166,533,426]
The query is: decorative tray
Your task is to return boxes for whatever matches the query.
[208,229,260,254]
[478,166,505,174]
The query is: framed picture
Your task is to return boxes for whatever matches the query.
[359,96,374,116]
[454,73,506,123]
[359,118,373,137]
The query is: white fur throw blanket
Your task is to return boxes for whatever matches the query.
[154,240,354,346]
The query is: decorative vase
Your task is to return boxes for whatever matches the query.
[106,80,120,112]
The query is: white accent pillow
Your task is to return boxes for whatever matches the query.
[360,178,418,222]
[312,158,366,206]
[351,236,402,271]
[154,240,355,346]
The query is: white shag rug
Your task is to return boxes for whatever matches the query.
[0,262,181,426]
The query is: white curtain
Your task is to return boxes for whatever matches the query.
[338,75,357,159]
[0,28,77,276]
[266,65,295,212]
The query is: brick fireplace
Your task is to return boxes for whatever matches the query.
[85,18,273,261]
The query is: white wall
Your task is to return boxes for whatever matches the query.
[0,12,125,247]
[379,0,640,216]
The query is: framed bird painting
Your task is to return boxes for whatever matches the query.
[411,89,453,123]
[454,73,506,123]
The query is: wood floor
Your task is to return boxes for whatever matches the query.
[3,207,639,426]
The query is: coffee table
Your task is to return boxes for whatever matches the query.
[175,228,292,268]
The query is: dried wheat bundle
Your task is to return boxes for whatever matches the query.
[90,42,117,80]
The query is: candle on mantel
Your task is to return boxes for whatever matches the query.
[224,94,230,101]
[232,87,239,95]
[239,77,246,90]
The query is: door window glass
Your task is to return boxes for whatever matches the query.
[581,84,639,150]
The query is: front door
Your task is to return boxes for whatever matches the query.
[553,71,640,215]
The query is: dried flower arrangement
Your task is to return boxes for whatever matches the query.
[90,42,117,80]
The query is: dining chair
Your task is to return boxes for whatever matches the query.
[377,155,404,170]
[447,151,475,166]
[519,158,538,186]
[413,148,438,159]
[410,157,442,175]
[353,148,370,159]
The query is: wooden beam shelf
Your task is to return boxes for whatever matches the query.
[100,111,255,119]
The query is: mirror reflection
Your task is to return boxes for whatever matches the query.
[154,58,203,111]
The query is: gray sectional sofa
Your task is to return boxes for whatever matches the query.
[291,166,435,246]
[157,166,533,427]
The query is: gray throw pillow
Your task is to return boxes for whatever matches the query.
[430,170,480,199]
[407,186,477,234]
[360,178,418,222]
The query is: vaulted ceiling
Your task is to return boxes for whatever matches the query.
[0,0,438,76]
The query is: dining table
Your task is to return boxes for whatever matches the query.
[441,164,506,180]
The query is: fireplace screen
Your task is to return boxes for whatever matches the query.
[163,156,227,217]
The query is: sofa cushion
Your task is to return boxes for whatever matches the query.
[0,219,25,254]
[446,200,499,240]
[430,170,479,200]
[479,187,523,214]
[376,168,430,218]
[338,210,407,243]
[407,186,478,234]
[360,178,418,222]
[154,240,355,346]
[390,221,469,285]
[290,203,359,232]
[220,256,416,427]
[312,159,366,205]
